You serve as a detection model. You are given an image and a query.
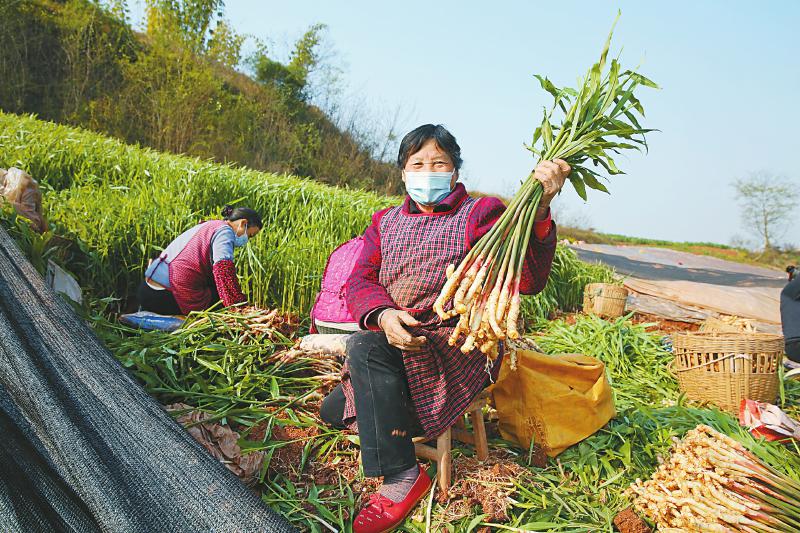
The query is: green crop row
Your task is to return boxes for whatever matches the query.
[0,111,613,320]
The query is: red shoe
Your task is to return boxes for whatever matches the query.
[353,465,432,533]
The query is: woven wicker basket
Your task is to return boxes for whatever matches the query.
[582,283,628,318]
[671,332,784,413]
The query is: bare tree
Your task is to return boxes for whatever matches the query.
[732,171,798,251]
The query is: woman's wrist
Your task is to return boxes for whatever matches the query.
[535,202,551,221]
[376,308,391,330]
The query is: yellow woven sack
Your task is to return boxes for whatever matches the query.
[491,350,615,457]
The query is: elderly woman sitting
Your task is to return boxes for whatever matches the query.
[319,124,570,532]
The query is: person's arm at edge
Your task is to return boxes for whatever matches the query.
[784,277,800,300]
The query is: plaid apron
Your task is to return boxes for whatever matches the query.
[167,220,226,314]
[342,196,500,439]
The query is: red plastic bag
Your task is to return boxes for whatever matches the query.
[739,399,800,443]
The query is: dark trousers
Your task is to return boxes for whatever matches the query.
[136,281,182,315]
[787,340,800,363]
[319,331,419,477]
[136,280,221,315]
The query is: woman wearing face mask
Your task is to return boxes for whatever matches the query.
[319,124,570,532]
[137,205,262,315]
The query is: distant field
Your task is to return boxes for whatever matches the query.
[559,225,797,272]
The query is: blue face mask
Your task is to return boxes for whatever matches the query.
[404,171,454,206]
[234,224,249,248]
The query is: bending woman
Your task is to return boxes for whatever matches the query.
[137,205,262,315]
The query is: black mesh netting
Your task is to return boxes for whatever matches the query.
[0,227,296,533]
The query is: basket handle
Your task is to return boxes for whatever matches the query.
[666,358,676,378]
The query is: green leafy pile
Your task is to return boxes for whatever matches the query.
[535,313,677,410]
[89,308,800,532]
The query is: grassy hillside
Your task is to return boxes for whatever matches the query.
[0,111,613,321]
[0,0,401,194]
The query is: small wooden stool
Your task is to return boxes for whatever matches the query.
[412,391,490,492]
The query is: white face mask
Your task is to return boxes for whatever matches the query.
[233,223,249,247]
[403,171,454,205]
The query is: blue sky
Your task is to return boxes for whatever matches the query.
[129,1,799,246]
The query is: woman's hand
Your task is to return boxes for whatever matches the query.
[378,309,427,351]
[533,159,571,212]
